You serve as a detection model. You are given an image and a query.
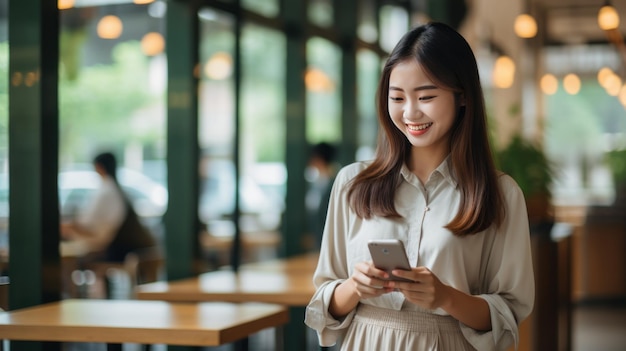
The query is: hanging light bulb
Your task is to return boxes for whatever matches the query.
[97,15,123,40]
[563,73,581,95]
[514,14,537,38]
[598,3,620,31]
[605,74,622,96]
[597,67,614,87]
[57,0,75,9]
[540,73,558,95]
[141,32,165,56]
[493,55,516,88]
[204,52,233,80]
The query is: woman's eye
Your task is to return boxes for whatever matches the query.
[389,96,405,102]
[419,96,435,101]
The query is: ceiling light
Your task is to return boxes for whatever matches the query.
[563,74,581,95]
[204,52,233,80]
[605,74,622,96]
[97,15,123,39]
[141,32,165,56]
[58,0,75,9]
[598,3,620,31]
[514,14,537,38]
[493,55,516,89]
[540,74,558,95]
[597,67,614,87]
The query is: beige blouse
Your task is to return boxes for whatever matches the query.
[305,159,535,351]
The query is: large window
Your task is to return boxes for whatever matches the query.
[306,37,341,144]
[58,2,167,240]
[197,8,237,267]
[240,23,286,239]
[542,45,626,206]
[356,48,380,161]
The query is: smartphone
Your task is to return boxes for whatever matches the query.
[367,239,413,282]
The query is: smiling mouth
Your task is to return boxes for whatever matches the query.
[407,122,433,131]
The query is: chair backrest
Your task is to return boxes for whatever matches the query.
[124,246,164,287]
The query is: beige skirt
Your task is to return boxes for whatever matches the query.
[340,304,476,351]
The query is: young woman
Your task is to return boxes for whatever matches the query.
[305,22,534,350]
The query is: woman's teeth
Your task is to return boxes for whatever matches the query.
[407,123,433,131]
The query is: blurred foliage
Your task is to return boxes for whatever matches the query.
[59,41,158,163]
[605,149,626,185]
[241,24,285,163]
[495,133,555,201]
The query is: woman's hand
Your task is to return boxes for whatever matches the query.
[386,266,451,310]
[347,261,395,299]
[329,260,395,318]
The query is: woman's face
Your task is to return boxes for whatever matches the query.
[388,59,459,155]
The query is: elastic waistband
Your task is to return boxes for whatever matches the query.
[354,304,461,333]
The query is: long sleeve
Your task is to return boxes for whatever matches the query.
[304,163,364,347]
[461,174,535,350]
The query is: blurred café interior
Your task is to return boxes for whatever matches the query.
[2,0,626,350]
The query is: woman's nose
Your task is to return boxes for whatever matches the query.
[403,102,421,119]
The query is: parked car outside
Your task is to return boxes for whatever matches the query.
[199,159,285,235]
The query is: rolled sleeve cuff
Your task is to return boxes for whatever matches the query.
[460,294,518,351]
[305,280,356,347]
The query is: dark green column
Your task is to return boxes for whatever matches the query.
[426,0,467,29]
[9,1,61,350]
[336,0,358,166]
[8,0,61,312]
[164,1,199,281]
[281,0,307,259]
[281,2,309,351]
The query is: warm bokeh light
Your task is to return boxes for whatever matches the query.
[58,0,75,9]
[540,74,558,95]
[305,68,335,92]
[134,0,155,4]
[598,67,614,87]
[598,5,620,31]
[141,32,165,56]
[97,15,123,39]
[605,73,622,96]
[204,52,233,80]
[563,73,581,95]
[514,14,538,38]
[493,55,516,89]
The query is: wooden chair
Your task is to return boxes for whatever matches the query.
[80,246,163,299]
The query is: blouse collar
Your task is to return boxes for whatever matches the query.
[400,155,458,188]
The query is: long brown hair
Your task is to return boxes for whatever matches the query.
[347,22,504,236]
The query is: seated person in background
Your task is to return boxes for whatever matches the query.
[305,142,339,251]
[61,152,156,263]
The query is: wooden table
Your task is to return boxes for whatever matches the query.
[136,252,319,350]
[136,269,315,306]
[239,252,319,273]
[0,299,289,347]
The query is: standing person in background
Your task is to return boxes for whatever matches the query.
[305,22,534,350]
[61,152,156,263]
[305,142,338,251]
